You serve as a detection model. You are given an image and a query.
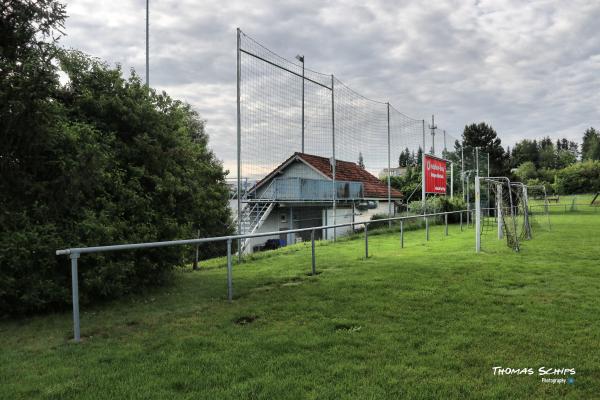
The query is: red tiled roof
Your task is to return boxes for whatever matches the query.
[255,153,403,199]
[296,153,403,199]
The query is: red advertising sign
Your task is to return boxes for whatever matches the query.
[424,155,447,194]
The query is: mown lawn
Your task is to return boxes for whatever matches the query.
[1,210,600,399]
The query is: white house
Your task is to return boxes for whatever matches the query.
[236,152,403,254]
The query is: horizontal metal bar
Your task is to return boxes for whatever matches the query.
[56,210,468,256]
[240,49,332,91]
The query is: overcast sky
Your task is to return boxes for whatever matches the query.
[62,0,600,173]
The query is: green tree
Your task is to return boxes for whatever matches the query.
[582,127,600,161]
[389,164,421,202]
[398,147,411,167]
[568,141,579,158]
[556,149,577,168]
[510,139,540,168]
[538,137,556,169]
[514,161,537,182]
[0,2,232,314]
[416,146,423,168]
[1,0,66,198]
[455,122,507,176]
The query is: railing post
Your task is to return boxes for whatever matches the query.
[193,229,200,270]
[70,253,81,343]
[445,213,448,236]
[460,211,463,231]
[475,177,481,253]
[311,229,316,275]
[227,239,233,302]
[467,206,470,226]
[425,217,429,241]
[365,223,369,258]
[400,220,404,248]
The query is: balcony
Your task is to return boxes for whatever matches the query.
[255,177,364,201]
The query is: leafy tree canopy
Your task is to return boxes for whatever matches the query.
[453,122,507,177]
[582,127,600,161]
[0,0,232,315]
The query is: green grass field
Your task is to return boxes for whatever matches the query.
[2,208,600,399]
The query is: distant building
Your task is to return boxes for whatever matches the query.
[236,152,403,254]
[378,167,408,179]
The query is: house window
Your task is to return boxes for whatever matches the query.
[280,214,287,223]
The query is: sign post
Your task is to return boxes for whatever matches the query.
[450,162,454,199]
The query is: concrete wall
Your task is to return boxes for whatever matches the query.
[282,161,325,180]
[353,200,396,225]
[247,204,363,253]
[322,207,354,239]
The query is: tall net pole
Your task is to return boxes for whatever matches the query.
[387,102,391,227]
[301,56,305,153]
[145,0,149,87]
[236,28,242,246]
[331,74,336,241]
[475,147,479,178]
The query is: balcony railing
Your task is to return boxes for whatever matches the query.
[255,177,363,201]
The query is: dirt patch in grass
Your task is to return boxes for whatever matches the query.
[334,323,362,333]
[234,315,258,325]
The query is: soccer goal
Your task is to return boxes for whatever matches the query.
[475,177,532,252]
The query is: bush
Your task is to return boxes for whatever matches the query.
[369,213,393,230]
[0,49,233,316]
[408,197,466,223]
[554,161,600,194]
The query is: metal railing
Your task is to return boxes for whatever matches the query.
[57,209,475,342]
[60,202,600,342]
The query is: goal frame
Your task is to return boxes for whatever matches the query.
[475,176,520,253]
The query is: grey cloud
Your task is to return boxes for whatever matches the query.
[62,0,600,171]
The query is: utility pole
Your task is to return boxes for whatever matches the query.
[145,0,149,87]
[296,55,305,152]
[429,115,437,155]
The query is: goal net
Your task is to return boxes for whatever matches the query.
[475,178,532,252]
